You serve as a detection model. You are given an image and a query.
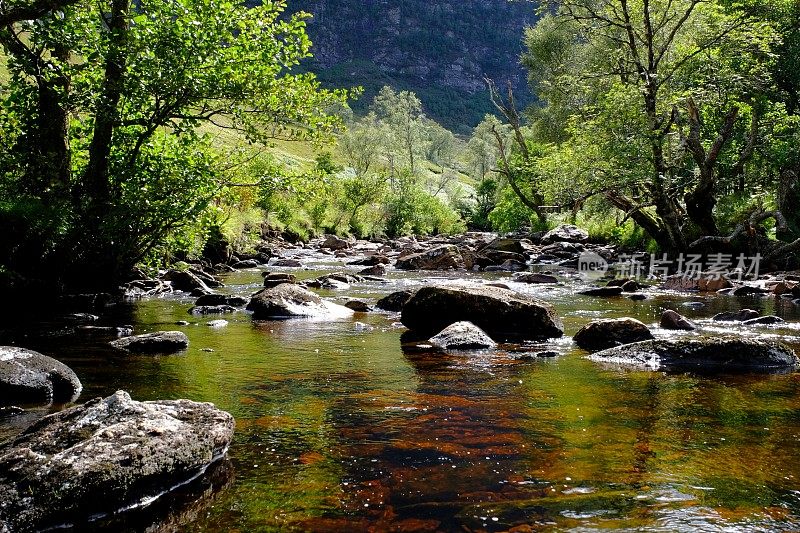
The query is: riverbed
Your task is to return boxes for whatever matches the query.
[4,250,800,532]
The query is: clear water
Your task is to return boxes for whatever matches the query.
[4,250,800,532]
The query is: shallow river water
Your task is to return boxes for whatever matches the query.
[5,251,800,532]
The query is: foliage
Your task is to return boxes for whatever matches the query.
[0,0,348,289]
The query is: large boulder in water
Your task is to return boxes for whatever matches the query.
[0,346,82,405]
[246,283,353,320]
[573,318,654,351]
[0,390,234,531]
[401,285,563,341]
[161,269,211,294]
[588,337,799,372]
[428,321,497,351]
[110,331,189,354]
[395,245,464,270]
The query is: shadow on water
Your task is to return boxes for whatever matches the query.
[3,260,800,530]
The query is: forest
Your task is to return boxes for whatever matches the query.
[0,0,797,295]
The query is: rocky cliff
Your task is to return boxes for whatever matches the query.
[285,0,538,132]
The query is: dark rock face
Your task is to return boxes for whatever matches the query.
[0,346,82,405]
[375,290,416,312]
[395,245,464,270]
[401,285,563,341]
[246,284,353,320]
[660,310,696,331]
[110,331,189,354]
[514,273,558,284]
[0,391,234,531]
[589,338,799,372]
[428,321,497,350]
[541,224,589,244]
[712,309,760,322]
[481,237,527,255]
[579,286,624,297]
[573,318,654,351]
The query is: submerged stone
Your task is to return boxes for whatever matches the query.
[588,337,799,372]
[110,331,189,354]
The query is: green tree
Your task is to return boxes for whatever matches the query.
[522,0,796,255]
[0,0,347,289]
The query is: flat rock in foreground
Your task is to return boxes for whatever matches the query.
[588,337,799,372]
[401,285,563,341]
[0,390,234,531]
[0,346,82,405]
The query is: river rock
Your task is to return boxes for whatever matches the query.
[395,245,464,270]
[161,270,211,294]
[345,300,372,312]
[660,310,696,330]
[428,321,497,351]
[541,224,589,244]
[189,305,236,315]
[662,275,733,292]
[484,259,527,272]
[712,309,760,322]
[359,264,387,276]
[320,234,350,250]
[232,259,259,269]
[732,285,770,296]
[375,290,415,312]
[579,286,624,297]
[573,318,654,351]
[401,285,563,341]
[246,283,353,320]
[0,390,234,531]
[349,254,390,266]
[270,258,303,268]
[588,337,799,372]
[742,315,785,326]
[263,272,296,288]
[194,294,248,307]
[514,273,558,284]
[0,346,82,405]
[110,331,189,353]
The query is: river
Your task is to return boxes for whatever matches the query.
[3,249,800,531]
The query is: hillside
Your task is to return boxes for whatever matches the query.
[284,0,539,133]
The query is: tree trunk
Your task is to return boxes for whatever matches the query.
[83,0,130,214]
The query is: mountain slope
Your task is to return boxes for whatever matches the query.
[285,0,539,133]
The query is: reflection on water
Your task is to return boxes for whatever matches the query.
[3,257,800,531]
